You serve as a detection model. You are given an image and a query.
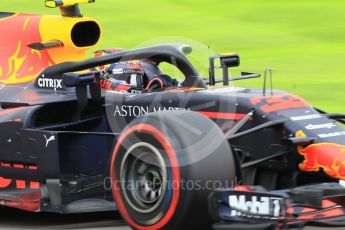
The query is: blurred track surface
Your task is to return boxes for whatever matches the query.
[0,206,130,229]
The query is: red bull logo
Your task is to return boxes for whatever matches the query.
[0,14,55,84]
[296,130,345,180]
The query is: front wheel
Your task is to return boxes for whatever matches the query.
[110,110,237,229]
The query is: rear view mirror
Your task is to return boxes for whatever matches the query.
[62,71,101,121]
[62,72,95,87]
[219,53,240,68]
[209,53,240,86]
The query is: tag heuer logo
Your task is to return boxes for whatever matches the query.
[229,195,282,218]
[112,68,124,74]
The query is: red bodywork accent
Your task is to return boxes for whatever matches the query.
[2,190,41,212]
[234,185,252,192]
[13,164,26,189]
[250,93,309,112]
[0,163,12,188]
[114,84,131,92]
[287,199,345,221]
[0,14,55,83]
[0,163,40,212]
[28,166,40,189]
[0,163,40,189]
[197,111,246,120]
[0,107,25,117]
[111,124,181,230]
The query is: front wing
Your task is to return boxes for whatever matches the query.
[209,183,345,229]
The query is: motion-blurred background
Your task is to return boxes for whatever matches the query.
[2,0,345,111]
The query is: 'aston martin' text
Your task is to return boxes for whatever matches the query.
[114,105,189,117]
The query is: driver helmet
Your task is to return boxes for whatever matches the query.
[95,48,165,90]
[107,60,163,88]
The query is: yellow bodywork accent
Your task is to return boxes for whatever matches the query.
[0,14,101,84]
[45,0,92,8]
[45,1,58,8]
[40,15,101,64]
[221,52,236,56]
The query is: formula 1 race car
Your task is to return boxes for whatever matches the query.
[1,1,345,230]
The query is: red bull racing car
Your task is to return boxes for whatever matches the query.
[1,1,345,230]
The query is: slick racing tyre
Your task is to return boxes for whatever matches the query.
[110,110,237,230]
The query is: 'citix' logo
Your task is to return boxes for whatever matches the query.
[37,74,63,90]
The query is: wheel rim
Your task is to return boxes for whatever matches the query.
[120,142,168,214]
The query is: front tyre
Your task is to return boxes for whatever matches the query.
[110,111,237,229]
